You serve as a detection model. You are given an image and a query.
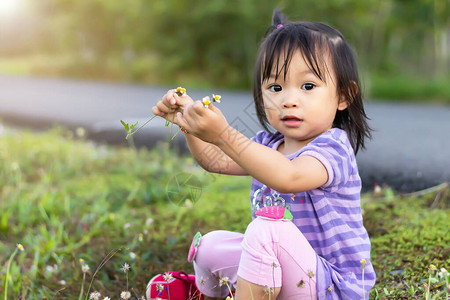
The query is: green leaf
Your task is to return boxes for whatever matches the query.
[130,122,138,130]
[120,120,130,132]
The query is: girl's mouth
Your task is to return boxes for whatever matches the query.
[281,116,303,127]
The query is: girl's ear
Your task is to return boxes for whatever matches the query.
[338,81,358,111]
[337,97,348,111]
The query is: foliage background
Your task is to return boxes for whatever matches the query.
[0,0,449,101]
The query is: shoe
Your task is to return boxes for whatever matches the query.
[146,271,204,300]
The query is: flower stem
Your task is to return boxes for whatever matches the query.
[78,272,86,300]
[126,115,157,140]
[425,273,431,299]
[4,248,18,300]
[170,127,182,141]
[247,282,254,300]
[362,268,365,300]
[84,247,122,300]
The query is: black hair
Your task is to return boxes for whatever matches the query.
[253,8,372,154]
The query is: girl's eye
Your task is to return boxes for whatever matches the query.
[269,85,282,92]
[302,83,315,91]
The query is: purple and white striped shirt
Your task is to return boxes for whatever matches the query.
[250,128,375,299]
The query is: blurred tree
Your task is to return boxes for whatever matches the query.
[0,0,448,92]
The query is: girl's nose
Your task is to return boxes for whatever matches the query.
[282,96,299,108]
[282,101,298,108]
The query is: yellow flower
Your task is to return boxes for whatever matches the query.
[16,244,24,251]
[360,259,367,268]
[109,213,115,220]
[202,97,212,108]
[176,87,186,95]
[429,264,437,271]
[212,94,221,103]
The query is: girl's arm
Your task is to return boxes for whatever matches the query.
[178,101,328,193]
[214,126,327,192]
[184,133,248,175]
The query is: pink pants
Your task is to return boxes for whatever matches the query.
[192,217,318,299]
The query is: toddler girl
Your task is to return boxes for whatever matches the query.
[148,8,375,300]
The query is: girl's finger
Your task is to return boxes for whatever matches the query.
[176,112,190,132]
[190,100,205,116]
[156,100,174,114]
[152,106,168,118]
[182,103,195,124]
[151,106,161,116]
[161,89,176,107]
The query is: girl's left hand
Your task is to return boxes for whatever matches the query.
[176,98,229,145]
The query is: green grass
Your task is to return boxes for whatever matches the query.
[0,127,448,299]
[368,73,450,104]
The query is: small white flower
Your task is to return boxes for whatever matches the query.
[439,268,449,278]
[198,276,206,286]
[163,272,173,282]
[103,297,111,300]
[121,263,130,273]
[120,291,131,299]
[129,252,137,259]
[76,127,86,138]
[59,280,66,285]
[212,94,221,103]
[16,243,24,251]
[263,286,274,295]
[89,291,101,300]
[82,264,90,273]
[11,162,20,171]
[124,223,131,229]
[146,218,154,226]
[219,276,230,287]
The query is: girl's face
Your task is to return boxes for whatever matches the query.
[261,49,348,150]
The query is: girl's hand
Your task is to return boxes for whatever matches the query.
[177,99,229,144]
[151,89,194,126]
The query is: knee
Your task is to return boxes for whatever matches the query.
[244,217,292,244]
[191,230,242,268]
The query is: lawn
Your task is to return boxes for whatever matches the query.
[0,126,448,299]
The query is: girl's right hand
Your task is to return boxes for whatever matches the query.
[152,89,194,126]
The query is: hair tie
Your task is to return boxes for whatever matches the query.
[276,24,284,29]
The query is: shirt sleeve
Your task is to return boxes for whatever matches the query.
[250,130,267,144]
[299,133,354,188]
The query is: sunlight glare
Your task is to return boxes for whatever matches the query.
[0,0,22,17]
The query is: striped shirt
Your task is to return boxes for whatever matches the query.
[250,128,376,299]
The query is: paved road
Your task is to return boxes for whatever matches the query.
[1,74,449,192]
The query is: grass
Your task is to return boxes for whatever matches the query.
[368,73,450,104]
[0,126,448,299]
